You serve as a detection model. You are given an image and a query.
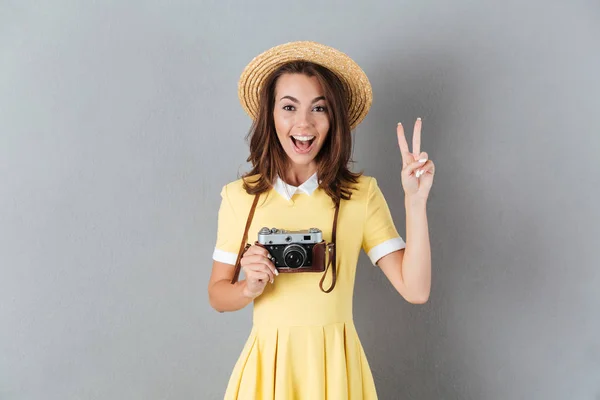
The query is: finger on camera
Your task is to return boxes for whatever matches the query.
[240,253,271,270]
[241,253,270,266]
[243,261,273,274]
[250,257,277,276]
[243,258,276,277]
[243,247,277,269]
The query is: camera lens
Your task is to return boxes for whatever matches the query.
[283,244,307,269]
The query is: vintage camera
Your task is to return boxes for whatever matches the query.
[257,227,323,270]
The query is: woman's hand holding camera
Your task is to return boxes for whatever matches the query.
[241,245,279,299]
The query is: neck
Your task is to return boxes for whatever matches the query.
[283,163,317,187]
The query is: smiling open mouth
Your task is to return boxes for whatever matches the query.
[291,135,316,154]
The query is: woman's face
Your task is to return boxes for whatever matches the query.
[273,73,330,169]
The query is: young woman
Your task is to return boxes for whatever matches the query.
[208,41,435,399]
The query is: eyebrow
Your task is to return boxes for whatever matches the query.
[279,95,326,104]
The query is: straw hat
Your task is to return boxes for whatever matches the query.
[238,41,373,130]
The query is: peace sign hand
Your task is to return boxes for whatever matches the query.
[397,118,435,200]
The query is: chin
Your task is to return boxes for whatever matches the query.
[286,152,318,166]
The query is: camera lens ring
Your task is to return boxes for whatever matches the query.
[282,244,307,269]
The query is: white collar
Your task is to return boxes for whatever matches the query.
[273,173,319,201]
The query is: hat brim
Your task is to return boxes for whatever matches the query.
[238,41,372,131]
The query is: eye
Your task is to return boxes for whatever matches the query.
[283,105,295,111]
[313,105,327,112]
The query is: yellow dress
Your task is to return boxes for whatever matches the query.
[213,174,406,400]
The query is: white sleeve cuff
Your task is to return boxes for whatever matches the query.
[367,237,406,266]
[212,248,238,265]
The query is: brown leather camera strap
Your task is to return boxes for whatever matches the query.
[319,200,339,293]
[230,193,340,293]
[230,194,260,284]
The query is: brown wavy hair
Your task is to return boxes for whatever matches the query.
[241,61,362,204]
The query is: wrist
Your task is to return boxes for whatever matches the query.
[240,280,258,300]
[405,195,427,208]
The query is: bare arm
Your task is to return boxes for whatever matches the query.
[208,261,254,313]
[208,246,278,313]
[377,197,431,304]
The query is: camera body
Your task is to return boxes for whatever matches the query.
[257,227,323,270]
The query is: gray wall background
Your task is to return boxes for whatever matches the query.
[1,1,599,399]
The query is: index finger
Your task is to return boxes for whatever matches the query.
[412,118,422,157]
[397,123,412,167]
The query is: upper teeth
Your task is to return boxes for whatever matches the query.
[293,136,314,142]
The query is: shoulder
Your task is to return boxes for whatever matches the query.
[354,174,376,190]
[345,175,394,209]
[220,174,260,205]
[347,174,377,200]
[221,177,246,196]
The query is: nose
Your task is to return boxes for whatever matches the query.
[295,108,314,128]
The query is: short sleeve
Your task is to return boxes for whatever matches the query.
[362,177,406,266]
[212,185,241,265]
